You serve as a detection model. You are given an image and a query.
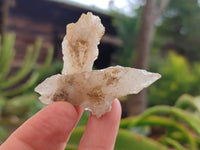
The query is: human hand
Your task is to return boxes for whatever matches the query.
[0,99,121,150]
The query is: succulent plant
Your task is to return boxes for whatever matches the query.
[0,34,54,141]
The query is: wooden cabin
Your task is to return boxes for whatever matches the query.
[5,0,121,69]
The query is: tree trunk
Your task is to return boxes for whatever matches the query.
[124,0,170,116]
[0,0,10,39]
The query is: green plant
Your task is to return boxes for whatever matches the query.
[66,126,169,150]
[120,102,200,150]
[0,34,54,141]
[66,93,200,150]
[0,34,54,96]
[111,14,136,66]
[148,51,200,106]
[156,0,200,62]
[175,94,200,118]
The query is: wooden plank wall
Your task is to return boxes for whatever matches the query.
[8,15,54,67]
[6,0,119,69]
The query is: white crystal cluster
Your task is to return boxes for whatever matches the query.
[35,12,161,117]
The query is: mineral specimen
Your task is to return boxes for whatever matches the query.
[35,12,161,118]
[62,12,105,75]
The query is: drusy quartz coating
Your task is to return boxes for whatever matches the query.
[35,12,161,118]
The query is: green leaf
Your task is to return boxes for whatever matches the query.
[3,94,37,116]
[0,34,15,73]
[1,72,40,97]
[137,106,200,136]
[0,38,41,89]
[65,144,78,150]
[67,126,169,150]
[160,137,187,150]
[115,129,169,150]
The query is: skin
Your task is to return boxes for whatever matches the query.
[0,99,121,150]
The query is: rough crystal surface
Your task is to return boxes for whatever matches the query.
[62,12,105,75]
[35,66,161,117]
[35,12,161,118]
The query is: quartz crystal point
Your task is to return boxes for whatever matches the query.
[35,12,161,118]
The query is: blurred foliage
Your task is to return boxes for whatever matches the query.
[0,34,58,141]
[111,13,138,66]
[111,5,142,67]
[66,126,168,150]
[148,51,200,106]
[112,0,200,107]
[175,94,200,118]
[120,94,200,150]
[156,0,200,61]
[66,94,200,150]
[0,34,54,96]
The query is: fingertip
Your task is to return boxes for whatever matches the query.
[45,101,83,124]
[95,98,122,122]
[45,101,80,120]
[106,98,122,118]
[79,99,121,150]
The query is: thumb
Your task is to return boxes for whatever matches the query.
[0,102,83,150]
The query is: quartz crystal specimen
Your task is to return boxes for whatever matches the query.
[35,12,161,118]
[62,12,105,75]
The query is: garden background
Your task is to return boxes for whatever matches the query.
[1,0,200,149]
